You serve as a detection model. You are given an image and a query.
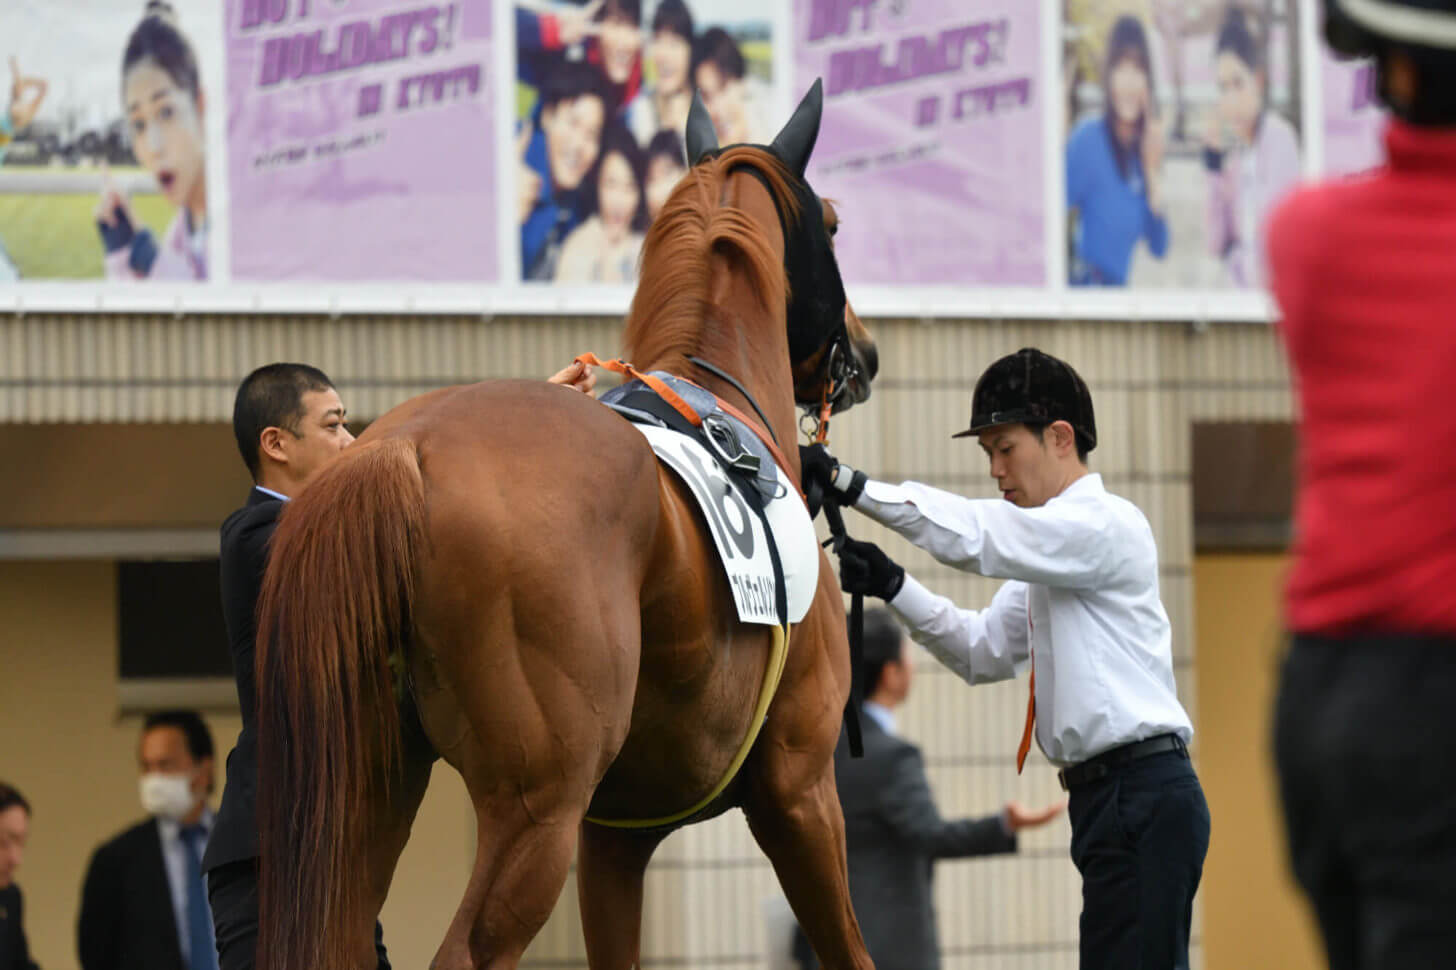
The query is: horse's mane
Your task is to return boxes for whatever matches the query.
[623,146,802,375]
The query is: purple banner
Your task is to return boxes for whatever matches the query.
[1322,55,1384,177]
[226,0,495,281]
[795,0,1044,286]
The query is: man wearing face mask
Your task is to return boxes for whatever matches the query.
[78,711,218,970]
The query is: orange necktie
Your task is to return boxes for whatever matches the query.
[1016,655,1035,773]
[1016,611,1035,773]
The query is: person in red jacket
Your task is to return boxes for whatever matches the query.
[1269,3,1456,969]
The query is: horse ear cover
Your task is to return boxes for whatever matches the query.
[771,79,824,177]
[685,90,719,164]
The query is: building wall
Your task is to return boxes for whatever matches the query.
[0,313,1297,969]
[1193,553,1324,970]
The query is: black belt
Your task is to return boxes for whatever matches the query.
[1057,733,1188,791]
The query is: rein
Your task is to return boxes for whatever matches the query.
[803,365,866,760]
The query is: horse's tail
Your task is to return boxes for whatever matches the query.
[254,437,426,970]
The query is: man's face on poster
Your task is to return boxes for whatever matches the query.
[126,58,206,211]
[542,93,605,192]
[694,62,748,144]
[652,28,691,95]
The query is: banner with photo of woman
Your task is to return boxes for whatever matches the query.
[0,0,222,282]
[1063,0,1304,290]
[512,0,780,283]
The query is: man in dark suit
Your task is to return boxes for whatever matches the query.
[794,609,1065,970]
[202,363,365,970]
[0,783,38,970]
[78,711,218,970]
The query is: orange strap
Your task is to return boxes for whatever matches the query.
[574,353,702,429]
[578,353,806,501]
[1016,657,1036,774]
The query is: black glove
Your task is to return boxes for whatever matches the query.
[838,538,905,601]
[798,443,866,518]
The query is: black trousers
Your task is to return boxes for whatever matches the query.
[206,859,391,970]
[1068,748,1210,970]
[1275,633,1456,970]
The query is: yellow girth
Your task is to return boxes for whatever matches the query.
[585,622,792,829]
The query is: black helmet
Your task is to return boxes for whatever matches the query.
[1325,0,1456,57]
[953,348,1096,454]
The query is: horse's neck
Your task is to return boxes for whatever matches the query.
[688,314,798,447]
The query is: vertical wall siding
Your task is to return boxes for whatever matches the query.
[1,315,1293,969]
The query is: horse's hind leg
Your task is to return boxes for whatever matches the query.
[361,736,436,964]
[577,823,667,968]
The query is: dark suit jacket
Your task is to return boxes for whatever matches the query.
[77,819,186,970]
[201,488,283,873]
[0,884,39,970]
[796,712,1017,970]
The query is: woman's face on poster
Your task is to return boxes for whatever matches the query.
[695,63,747,142]
[645,154,685,220]
[598,150,640,243]
[125,59,205,210]
[1215,51,1261,139]
[652,29,691,94]
[599,15,643,85]
[542,93,605,191]
[1107,56,1149,126]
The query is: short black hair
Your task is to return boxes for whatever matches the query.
[1215,7,1264,71]
[143,710,215,763]
[538,57,610,113]
[645,129,687,169]
[0,782,30,817]
[232,362,335,481]
[652,0,694,42]
[595,0,641,25]
[694,27,746,82]
[1023,420,1090,463]
[859,607,906,696]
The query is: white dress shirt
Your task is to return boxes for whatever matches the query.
[855,473,1193,767]
[861,700,897,736]
[157,809,216,958]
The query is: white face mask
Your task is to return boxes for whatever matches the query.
[139,772,197,822]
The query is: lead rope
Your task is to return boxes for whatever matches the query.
[805,378,865,758]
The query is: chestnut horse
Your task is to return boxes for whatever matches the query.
[253,83,879,970]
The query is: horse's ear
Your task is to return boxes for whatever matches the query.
[685,89,719,164]
[771,78,823,177]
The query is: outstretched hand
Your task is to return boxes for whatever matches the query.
[548,360,596,394]
[1004,799,1067,832]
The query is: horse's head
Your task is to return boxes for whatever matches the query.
[684,80,878,415]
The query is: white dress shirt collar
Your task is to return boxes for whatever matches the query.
[861,700,897,737]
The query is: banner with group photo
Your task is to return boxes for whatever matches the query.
[0,0,1408,319]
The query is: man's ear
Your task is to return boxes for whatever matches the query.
[1052,420,1077,457]
[258,426,288,465]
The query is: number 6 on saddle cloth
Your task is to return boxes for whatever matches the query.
[598,370,821,631]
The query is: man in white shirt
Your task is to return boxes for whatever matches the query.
[801,347,1210,970]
